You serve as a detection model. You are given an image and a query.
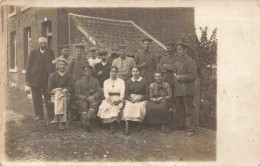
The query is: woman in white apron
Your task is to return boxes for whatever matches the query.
[97,66,125,134]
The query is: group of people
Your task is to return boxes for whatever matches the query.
[26,36,198,136]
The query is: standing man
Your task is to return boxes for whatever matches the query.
[157,42,177,90]
[67,44,89,84]
[75,64,102,132]
[52,45,73,69]
[48,59,74,130]
[112,45,136,81]
[88,47,101,68]
[172,41,198,136]
[134,38,158,84]
[94,50,112,88]
[26,37,55,120]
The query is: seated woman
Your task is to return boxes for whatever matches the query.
[144,71,172,133]
[97,66,125,134]
[48,59,73,130]
[122,67,149,135]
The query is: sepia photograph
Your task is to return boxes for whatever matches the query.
[0,0,259,166]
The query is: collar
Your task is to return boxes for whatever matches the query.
[131,77,142,82]
[178,55,188,61]
[40,49,46,54]
[142,49,150,54]
[102,61,107,65]
[58,71,66,76]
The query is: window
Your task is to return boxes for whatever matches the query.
[8,6,16,17]
[10,31,17,72]
[24,27,31,70]
[41,21,52,49]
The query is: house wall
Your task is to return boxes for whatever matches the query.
[7,7,58,91]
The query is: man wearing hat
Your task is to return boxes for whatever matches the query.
[88,47,101,68]
[52,45,73,69]
[134,37,158,84]
[94,50,112,88]
[67,44,89,83]
[75,64,102,132]
[48,59,74,130]
[172,41,198,136]
[26,37,55,121]
[157,42,177,90]
[112,45,136,81]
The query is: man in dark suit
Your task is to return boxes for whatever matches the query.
[26,37,55,120]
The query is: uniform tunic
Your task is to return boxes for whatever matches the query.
[172,54,198,131]
[67,56,89,83]
[122,77,149,122]
[75,76,102,113]
[134,50,158,84]
[157,54,177,89]
[112,57,136,81]
[97,78,125,123]
[144,82,172,124]
[94,61,112,88]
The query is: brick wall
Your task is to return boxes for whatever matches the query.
[7,7,58,90]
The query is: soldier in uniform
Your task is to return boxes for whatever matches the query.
[172,41,198,137]
[134,38,159,84]
[67,44,89,83]
[75,64,102,132]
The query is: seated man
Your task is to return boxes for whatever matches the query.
[144,71,172,133]
[75,64,102,132]
[48,59,74,130]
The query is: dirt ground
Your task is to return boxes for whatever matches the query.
[4,87,216,162]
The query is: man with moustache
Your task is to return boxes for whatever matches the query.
[134,38,158,84]
[94,50,112,88]
[26,37,55,121]
[112,45,136,81]
[48,59,73,130]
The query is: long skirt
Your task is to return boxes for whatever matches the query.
[97,95,123,123]
[144,101,172,124]
[122,94,147,122]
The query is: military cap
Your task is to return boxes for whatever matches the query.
[82,64,93,71]
[75,44,84,50]
[176,41,189,48]
[165,42,175,47]
[57,58,68,65]
[141,37,152,43]
[89,47,97,52]
[98,50,108,56]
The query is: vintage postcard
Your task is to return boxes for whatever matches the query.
[0,0,259,166]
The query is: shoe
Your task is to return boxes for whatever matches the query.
[50,119,58,124]
[71,115,80,121]
[85,123,91,132]
[109,122,114,134]
[186,131,195,137]
[59,123,65,131]
[35,116,44,120]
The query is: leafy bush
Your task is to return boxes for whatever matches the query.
[180,27,217,129]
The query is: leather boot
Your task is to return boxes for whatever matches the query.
[125,121,129,135]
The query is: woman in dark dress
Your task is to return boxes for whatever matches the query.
[144,71,172,133]
[122,67,149,135]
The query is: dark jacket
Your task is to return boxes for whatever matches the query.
[26,48,55,87]
[173,55,198,96]
[93,61,112,88]
[48,71,74,94]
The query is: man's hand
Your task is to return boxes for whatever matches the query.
[113,100,121,106]
[98,71,103,75]
[26,82,31,87]
[86,96,95,102]
[107,98,113,105]
[139,63,147,69]
[51,88,62,94]
[176,75,182,81]
[61,88,68,93]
